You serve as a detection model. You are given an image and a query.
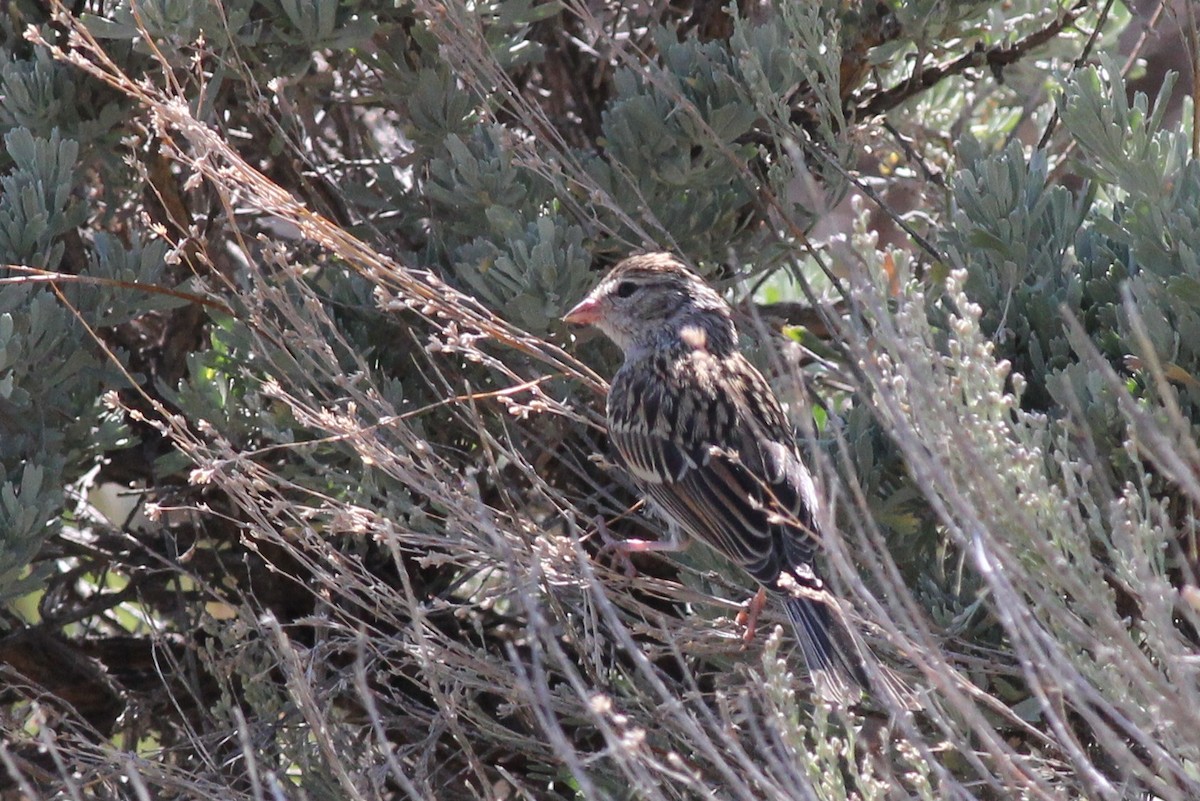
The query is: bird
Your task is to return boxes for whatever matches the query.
[563,251,895,705]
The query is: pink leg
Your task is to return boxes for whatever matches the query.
[736,587,768,646]
[592,515,690,576]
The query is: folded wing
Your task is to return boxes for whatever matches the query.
[607,352,820,589]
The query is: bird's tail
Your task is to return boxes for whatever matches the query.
[783,594,917,710]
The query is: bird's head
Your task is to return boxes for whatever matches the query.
[563,253,736,354]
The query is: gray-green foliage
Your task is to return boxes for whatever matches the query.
[0,0,387,602]
[945,60,1200,458]
[452,215,593,324]
[0,129,180,602]
[0,129,81,269]
[590,31,760,248]
[0,48,86,139]
[388,0,854,330]
[943,140,1086,400]
[0,130,84,601]
[4,0,1200,799]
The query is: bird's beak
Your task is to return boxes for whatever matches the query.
[562,296,601,326]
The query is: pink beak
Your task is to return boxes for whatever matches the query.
[562,296,602,326]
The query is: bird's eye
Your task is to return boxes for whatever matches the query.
[615,281,638,298]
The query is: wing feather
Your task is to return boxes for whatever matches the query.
[608,349,819,587]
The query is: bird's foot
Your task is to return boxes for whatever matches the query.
[592,515,638,577]
[736,587,769,648]
[591,515,689,578]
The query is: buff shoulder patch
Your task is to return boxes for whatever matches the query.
[679,325,708,351]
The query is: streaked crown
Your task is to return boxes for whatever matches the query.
[563,252,734,353]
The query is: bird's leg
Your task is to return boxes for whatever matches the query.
[736,587,769,646]
[592,516,690,577]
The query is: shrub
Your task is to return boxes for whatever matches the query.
[1,1,1198,799]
